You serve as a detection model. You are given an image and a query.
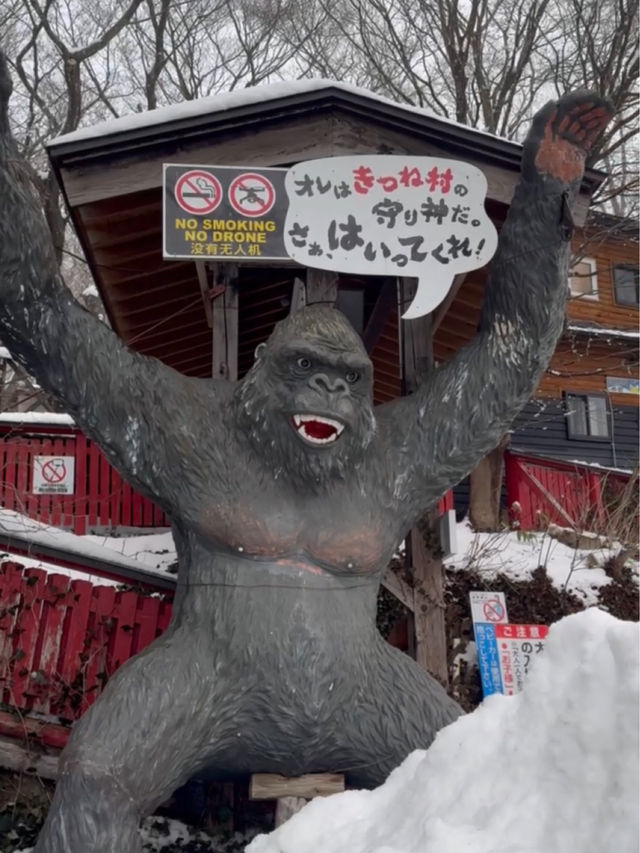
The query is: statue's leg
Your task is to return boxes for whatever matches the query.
[336,640,462,788]
[34,627,220,853]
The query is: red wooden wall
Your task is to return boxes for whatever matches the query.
[0,423,167,534]
[504,451,636,532]
[0,561,173,747]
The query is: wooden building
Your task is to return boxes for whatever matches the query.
[511,213,639,471]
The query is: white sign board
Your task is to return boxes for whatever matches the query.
[32,455,75,495]
[284,156,498,318]
[495,623,549,695]
[470,591,509,697]
[469,590,509,625]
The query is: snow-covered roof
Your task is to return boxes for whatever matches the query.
[567,322,640,341]
[0,411,75,426]
[0,507,173,589]
[49,78,509,150]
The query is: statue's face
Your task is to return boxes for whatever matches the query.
[235,306,376,488]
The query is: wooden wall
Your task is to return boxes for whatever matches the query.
[568,225,638,331]
[537,336,638,406]
[510,399,639,470]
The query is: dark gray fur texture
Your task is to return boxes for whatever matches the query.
[0,52,612,852]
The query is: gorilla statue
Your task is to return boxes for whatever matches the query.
[0,50,611,853]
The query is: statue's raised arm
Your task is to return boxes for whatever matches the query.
[376,93,613,520]
[0,53,222,513]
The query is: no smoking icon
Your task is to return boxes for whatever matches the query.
[175,170,222,215]
[42,458,67,484]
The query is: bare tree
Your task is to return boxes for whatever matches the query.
[289,0,637,213]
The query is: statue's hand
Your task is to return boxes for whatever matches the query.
[522,92,613,186]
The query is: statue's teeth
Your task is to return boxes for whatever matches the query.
[292,414,345,444]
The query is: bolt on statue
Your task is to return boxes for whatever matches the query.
[0,51,612,853]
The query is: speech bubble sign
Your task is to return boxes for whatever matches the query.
[283,156,498,319]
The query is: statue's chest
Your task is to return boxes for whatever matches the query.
[197,488,392,574]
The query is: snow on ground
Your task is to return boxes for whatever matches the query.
[248,608,639,853]
[447,520,636,605]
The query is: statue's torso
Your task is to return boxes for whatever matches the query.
[196,489,396,575]
[173,400,403,577]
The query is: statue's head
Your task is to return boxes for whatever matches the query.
[234,305,376,488]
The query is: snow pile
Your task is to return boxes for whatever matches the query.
[248,609,639,853]
[447,521,636,605]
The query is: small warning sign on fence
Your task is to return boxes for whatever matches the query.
[32,455,75,495]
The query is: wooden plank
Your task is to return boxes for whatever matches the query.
[81,585,116,713]
[289,277,307,313]
[157,600,173,635]
[15,442,29,519]
[195,260,214,327]
[56,578,93,719]
[2,440,17,512]
[212,268,239,381]
[0,709,69,751]
[74,432,88,535]
[32,573,71,715]
[131,482,144,528]
[0,733,59,780]
[400,278,449,687]
[362,278,397,353]
[432,273,467,333]
[133,595,161,654]
[38,435,53,527]
[0,562,24,699]
[99,447,111,528]
[249,773,345,800]
[381,566,415,612]
[109,590,139,671]
[10,568,47,710]
[87,441,100,530]
[518,463,576,527]
[25,440,38,524]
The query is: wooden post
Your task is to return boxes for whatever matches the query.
[399,278,449,688]
[469,434,510,531]
[211,264,239,381]
[305,269,338,305]
[249,772,345,828]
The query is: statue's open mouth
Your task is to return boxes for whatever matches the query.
[292,414,345,446]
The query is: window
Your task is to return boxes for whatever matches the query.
[613,265,639,307]
[568,257,598,299]
[565,393,610,440]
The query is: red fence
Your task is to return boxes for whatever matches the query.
[504,451,636,532]
[0,420,167,534]
[0,561,172,747]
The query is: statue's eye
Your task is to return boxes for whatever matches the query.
[296,357,312,370]
[345,370,360,384]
